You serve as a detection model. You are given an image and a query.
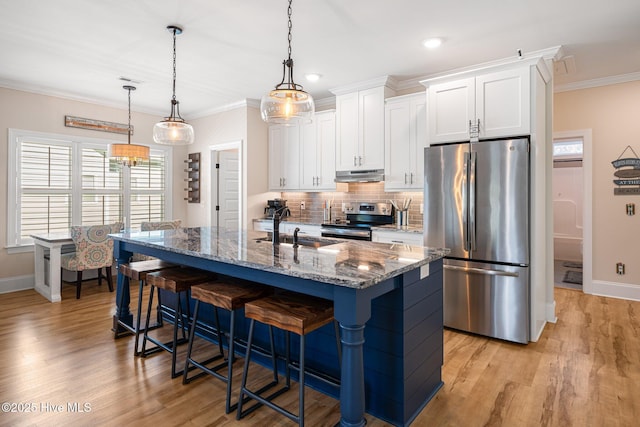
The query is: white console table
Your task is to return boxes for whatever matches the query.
[31,232,73,302]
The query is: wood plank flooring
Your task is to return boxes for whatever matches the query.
[0,283,638,426]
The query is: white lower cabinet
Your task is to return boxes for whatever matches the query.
[372,230,424,246]
[282,223,321,237]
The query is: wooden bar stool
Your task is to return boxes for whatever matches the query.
[182,278,275,413]
[141,267,217,378]
[237,291,340,426]
[115,259,179,356]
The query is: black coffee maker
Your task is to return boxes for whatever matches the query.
[264,199,290,219]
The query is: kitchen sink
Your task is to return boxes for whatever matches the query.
[254,235,337,248]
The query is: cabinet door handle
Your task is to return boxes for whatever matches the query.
[391,240,404,244]
[410,173,414,184]
[353,156,357,167]
[282,177,286,187]
[469,119,480,141]
[358,156,363,166]
[404,173,408,184]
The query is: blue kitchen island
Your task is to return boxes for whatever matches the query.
[110,227,447,427]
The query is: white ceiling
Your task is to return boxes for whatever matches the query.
[1,0,639,118]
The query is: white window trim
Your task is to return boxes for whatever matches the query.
[6,128,172,251]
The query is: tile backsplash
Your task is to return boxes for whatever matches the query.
[280,182,424,229]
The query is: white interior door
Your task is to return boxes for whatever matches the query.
[213,148,240,230]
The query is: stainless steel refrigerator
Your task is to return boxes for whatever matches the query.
[423,137,530,343]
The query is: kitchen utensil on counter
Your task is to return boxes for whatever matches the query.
[323,199,332,223]
[396,210,408,228]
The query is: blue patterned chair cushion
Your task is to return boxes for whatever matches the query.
[60,222,123,271]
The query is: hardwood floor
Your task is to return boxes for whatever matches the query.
[1,283,638,426]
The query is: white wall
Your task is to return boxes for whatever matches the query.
[0,89,272,291]
[555,80,640,297]
[0,87,165,282]
[189,102,271,230]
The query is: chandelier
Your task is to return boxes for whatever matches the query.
[109,85,149,167]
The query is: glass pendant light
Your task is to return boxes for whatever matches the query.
[260,0,314,124]
[109,85,150,167]
[153,25,194,145]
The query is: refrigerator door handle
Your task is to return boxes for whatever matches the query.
[469,151,477,251]
[462,152,470,251]
[444,264,519,277]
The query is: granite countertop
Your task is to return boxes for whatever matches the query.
[111,227,447,290]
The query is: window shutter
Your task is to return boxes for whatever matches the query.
[19,142,72,239]
[129,152,167,229]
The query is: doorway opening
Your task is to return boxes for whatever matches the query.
[210,141,242,231]
[552,130,592,293]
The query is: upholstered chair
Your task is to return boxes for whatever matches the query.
[132,220,182,262]
[60,222,123,299]
[141,220,182,231]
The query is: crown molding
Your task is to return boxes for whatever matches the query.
[554,71,640,93]
[420,46,562,87]
[0,78,164,117]
[329,75,398,96]
[190,98,261,119]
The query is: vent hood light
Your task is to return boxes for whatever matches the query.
[335,169,385,183]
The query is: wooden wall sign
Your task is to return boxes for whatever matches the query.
[64,115,132,135]
[612,145,640,195]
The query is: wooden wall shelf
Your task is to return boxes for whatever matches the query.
[184,152,200,203]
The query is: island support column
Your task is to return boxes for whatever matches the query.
[339,324,366,427]
[112,243,134,333]
[334,287,373,427]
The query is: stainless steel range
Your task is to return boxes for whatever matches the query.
[321,202,394,241]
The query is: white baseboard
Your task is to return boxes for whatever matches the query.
[590,280,640,302]
[0,274,35,294]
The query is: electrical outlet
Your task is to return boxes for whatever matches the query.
[616,262,625,275]
[300,201,305,210]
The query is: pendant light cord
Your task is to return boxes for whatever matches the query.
[172,27,178,103]
[287,0,292,62]
[127,86,132,144]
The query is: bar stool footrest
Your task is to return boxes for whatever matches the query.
[236,380,285,419]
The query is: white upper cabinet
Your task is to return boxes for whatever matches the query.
[335,86,388,171]
[427,67,530,144]
[384,93,427,191]
[268,125,300,191]
[300,111,337,191]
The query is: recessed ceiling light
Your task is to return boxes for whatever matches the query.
[422,38,443,49]
[305,73,321,82]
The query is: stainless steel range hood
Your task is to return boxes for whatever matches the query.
[335,169,385,183]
